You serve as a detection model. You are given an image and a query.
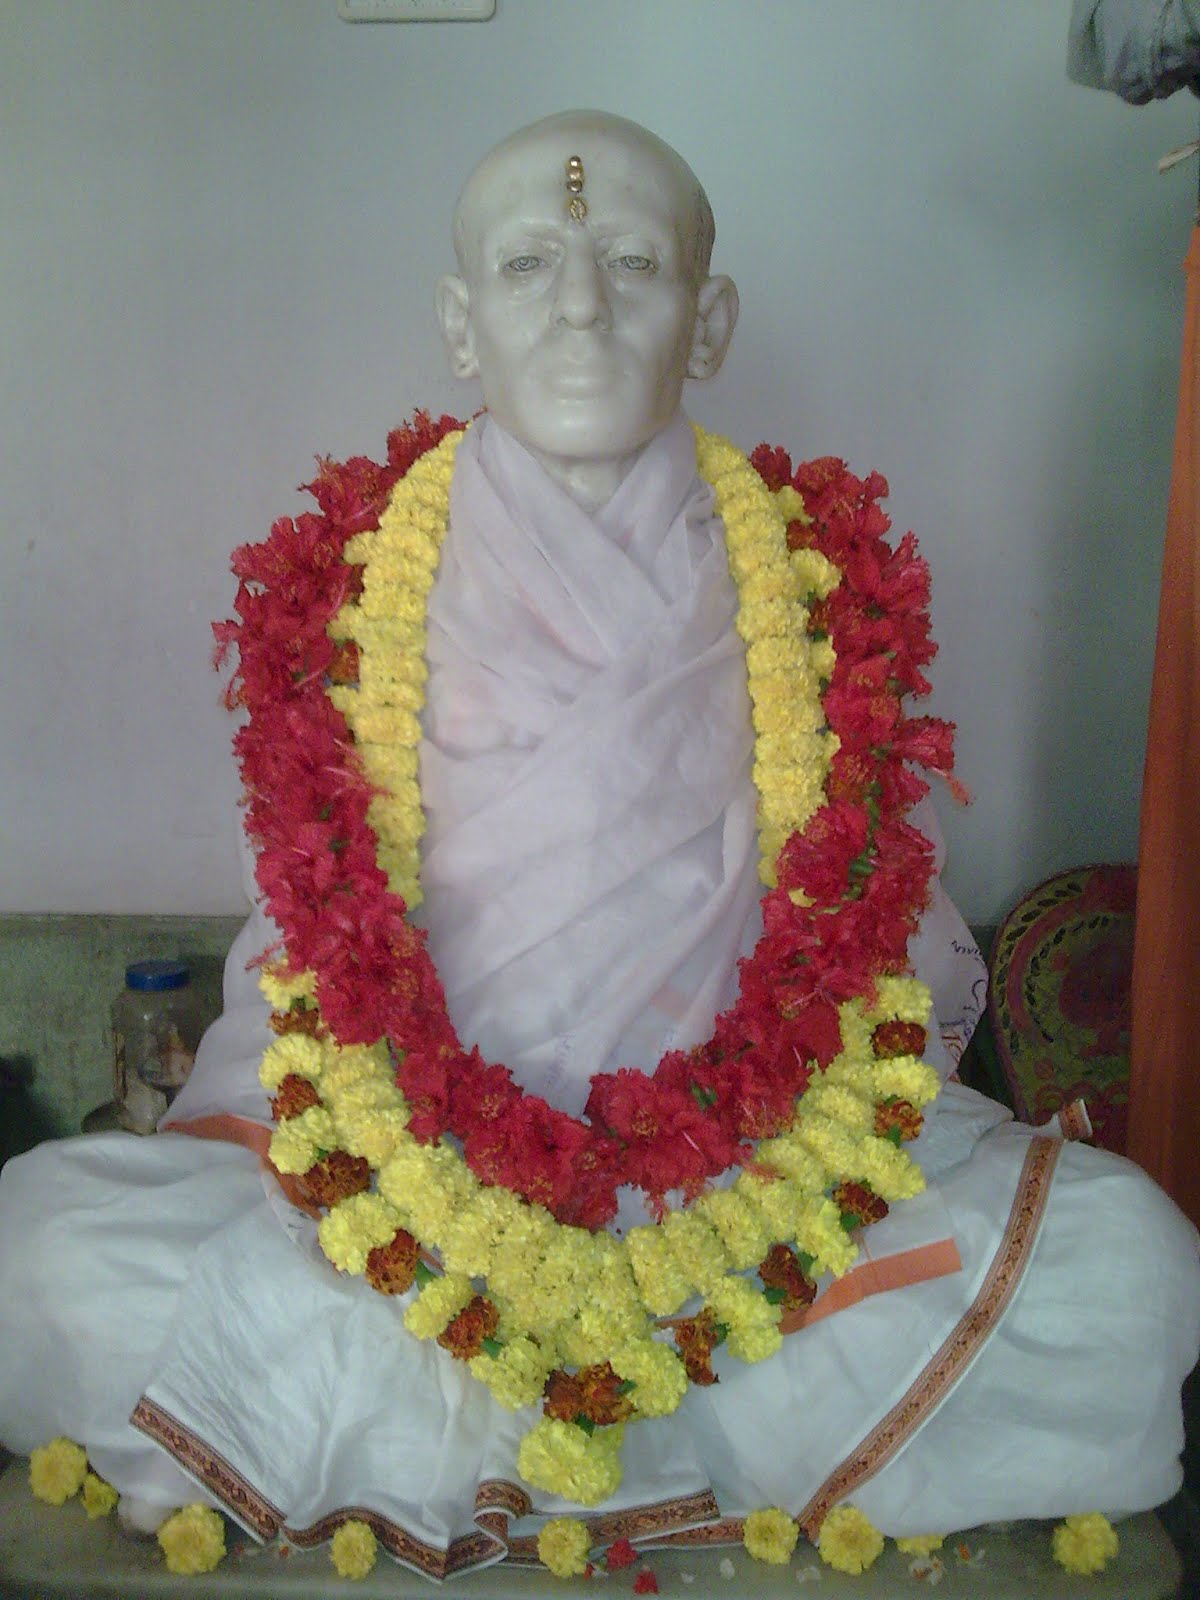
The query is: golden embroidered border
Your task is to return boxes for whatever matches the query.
[133,1396,507,1579]
[475,1477,532,1519]
[129,1397,284,1542]
[654,1515,747,1548]
[568,1489,722,1549]
[285,1505,499,1579]
[128,1396,726,1577]
[131,1137,1056,1581]
[1056,1098,1092,1142]
[795,1135,1062,1538]
[476,1487,725,1566]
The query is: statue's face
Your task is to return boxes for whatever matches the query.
[441,117,734,467]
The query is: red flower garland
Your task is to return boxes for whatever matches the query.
[218,417,957,1231]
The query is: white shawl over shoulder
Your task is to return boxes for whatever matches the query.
[416,414,762,1117]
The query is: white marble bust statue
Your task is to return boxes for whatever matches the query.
[0,111,1196,1576]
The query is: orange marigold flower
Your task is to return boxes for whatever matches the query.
[577,1362,634,1425]
[758,1243,817,1311]
[270,1073,322,1121]
[680,1349,718,1387]
[269,1006,322,1038]
[674,1309,721,1386]
[437,1295,499,1361]
[302,1151,372,1209]
[544,1363,633,1425]
[871,1020,926,1058]
[786,518,816,551]
[365,1228,420,1296]
[833,1181,889,1227]
[874,1098,923,1141]
[543,1369,586,1423]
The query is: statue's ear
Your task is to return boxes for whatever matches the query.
[436,274,479,379]
[687,275,739,381]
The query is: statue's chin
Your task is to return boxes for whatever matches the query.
[477,345,684,468]
[486,395,677,472]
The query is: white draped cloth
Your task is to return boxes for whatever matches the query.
[417,414,761,1116]
[1,415,1198,1574]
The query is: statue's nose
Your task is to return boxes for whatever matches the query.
[553,249,611,330]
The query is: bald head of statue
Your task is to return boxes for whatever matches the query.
[436,111,739,509]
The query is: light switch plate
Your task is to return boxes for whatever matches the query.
[338,0,494,19]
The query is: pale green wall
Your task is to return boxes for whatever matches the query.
[2,1,1195,924]
[0,916,240,1150]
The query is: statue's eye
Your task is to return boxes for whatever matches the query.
[504,254,543,273]
[613,254,654,273]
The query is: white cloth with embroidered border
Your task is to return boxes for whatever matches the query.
[0,415,1196,1573]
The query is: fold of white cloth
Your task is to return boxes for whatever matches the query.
[3,1086,1196,1571]
[2,419,1197,1573]
[417,414,761,1116]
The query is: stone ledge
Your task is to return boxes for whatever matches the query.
[0,1460,1182,1599]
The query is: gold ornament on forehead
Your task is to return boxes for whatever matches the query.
[565,154,587,222]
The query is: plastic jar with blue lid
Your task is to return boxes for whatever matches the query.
[111,960,202,1134]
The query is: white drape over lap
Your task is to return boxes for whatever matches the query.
[2,414,1198,1561]
[417,414,762,1117]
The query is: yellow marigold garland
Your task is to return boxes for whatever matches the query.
[263,982,937,1498]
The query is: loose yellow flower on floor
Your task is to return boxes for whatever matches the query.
[29,1437,87,1506]
[82,1471,119,1520]
[157,1503,226,1575]
[538,1516,592,1577]
[895,1532,945,1556]
[817,1504,884,1574]
[743,1507,800,1565]
[331,1518,379,1578]
[1051,1512,1119,1574]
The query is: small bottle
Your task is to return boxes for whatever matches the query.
[111,961,202,1135]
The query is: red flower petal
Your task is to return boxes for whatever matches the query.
[605,1538,638,1572]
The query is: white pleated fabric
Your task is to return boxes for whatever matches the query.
[417,414,761,1116]
[1,415,1198,1569]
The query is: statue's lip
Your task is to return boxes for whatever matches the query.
[545,360,614,394]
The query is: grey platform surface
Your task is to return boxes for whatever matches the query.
[0,1459,1183,1600]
